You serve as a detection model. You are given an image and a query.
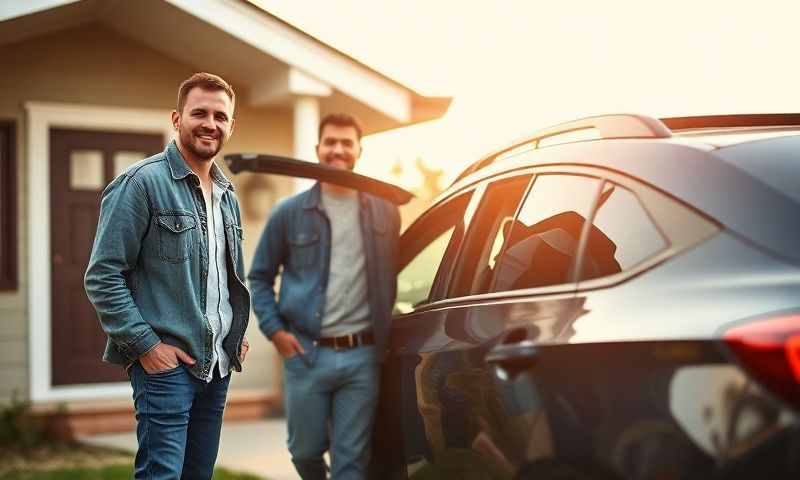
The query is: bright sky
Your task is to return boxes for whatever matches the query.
[254,0,800,190]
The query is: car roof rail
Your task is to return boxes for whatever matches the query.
[661,113,800,131]
[453,114,671,183]
[530,113,672,143]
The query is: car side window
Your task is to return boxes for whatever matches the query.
[395,193,472,314]
[491,174,601,292]
[449,175,533,297]
[579,181,668,281]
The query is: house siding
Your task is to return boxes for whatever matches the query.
[0,119,27,404]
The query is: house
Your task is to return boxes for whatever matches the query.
[0,0,449,435]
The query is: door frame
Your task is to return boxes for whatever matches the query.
[26,102,173,402]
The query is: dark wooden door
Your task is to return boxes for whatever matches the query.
[50,129,164,386]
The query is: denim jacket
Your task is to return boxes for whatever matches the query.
[84,141,250,380]
[248,183,400,363]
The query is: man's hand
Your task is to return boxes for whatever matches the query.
[239,336,250,364]
[271,331,305,359]
[139,342,196,374]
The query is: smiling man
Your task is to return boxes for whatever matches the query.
[249,114,401,479]
[84,72,251,479]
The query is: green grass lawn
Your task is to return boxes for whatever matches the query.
[0,443,266,480]
[0,465,264,480]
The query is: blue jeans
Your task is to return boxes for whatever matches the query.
[284,345,379,480]
[129,362,231,479]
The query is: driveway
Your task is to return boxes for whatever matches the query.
[81,418,296,480]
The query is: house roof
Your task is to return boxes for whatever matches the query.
[0,0,451,134]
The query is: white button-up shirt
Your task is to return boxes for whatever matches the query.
[203,181,233,381]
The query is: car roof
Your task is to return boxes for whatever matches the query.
[671,127,800,148]
[452,113,800,185]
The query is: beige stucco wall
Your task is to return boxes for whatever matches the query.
[0,23,296,403]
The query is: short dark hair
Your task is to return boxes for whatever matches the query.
[318,113,363,142]
[177,72,236,115]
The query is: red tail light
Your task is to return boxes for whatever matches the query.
[724,314,800,407]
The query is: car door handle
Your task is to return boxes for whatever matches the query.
[486,340,539,369]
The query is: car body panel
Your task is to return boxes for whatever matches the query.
[571,232,800,343]
[375,292,586,479]
[501,340,799,478]
[376,230,800,478]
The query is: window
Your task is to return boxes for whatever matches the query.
[395,193,472,314]
[579,182,667,281]
[0,121,16,290]
[449,175,532,297]
[113,151,147,177]
[69,150,104,190]
[491,174,601,292]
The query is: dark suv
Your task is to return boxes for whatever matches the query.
[371,114,800,479]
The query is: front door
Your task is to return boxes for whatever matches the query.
[50,129,164,386]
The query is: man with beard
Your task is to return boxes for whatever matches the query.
[249,114,400,479]
[85,72,250,479]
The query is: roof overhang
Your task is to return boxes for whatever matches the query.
[0,0,451,134]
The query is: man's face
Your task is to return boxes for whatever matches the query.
[172,87,235,161]
[316,124,361,171]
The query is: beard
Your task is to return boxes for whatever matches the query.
[321,153,356,171]
[179,126,224,161]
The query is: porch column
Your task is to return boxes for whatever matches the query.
[293,95,320,192]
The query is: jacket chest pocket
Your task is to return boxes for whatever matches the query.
[156,213,196,263]
[288,231,320,269]
[225,224,244,264]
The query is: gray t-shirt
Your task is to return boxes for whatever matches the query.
[320,190,371,336]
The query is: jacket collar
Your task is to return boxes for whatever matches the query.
[166,140,235,192]
[302,182,323,210]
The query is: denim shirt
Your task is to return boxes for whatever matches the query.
[84,141,251,381]
[248,183,400,363]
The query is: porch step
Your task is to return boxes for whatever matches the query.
[31,389,279,440]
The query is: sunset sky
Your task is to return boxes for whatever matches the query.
[253,0,800,190]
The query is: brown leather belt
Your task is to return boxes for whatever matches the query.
[317,330,374,350]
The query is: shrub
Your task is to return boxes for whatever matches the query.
[0,391,45,449]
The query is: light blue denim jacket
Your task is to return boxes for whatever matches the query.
[248,183,400,363]
[84,141,250,380]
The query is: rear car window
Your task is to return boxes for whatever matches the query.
[580,182,667,281]
[491,174,600,291]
